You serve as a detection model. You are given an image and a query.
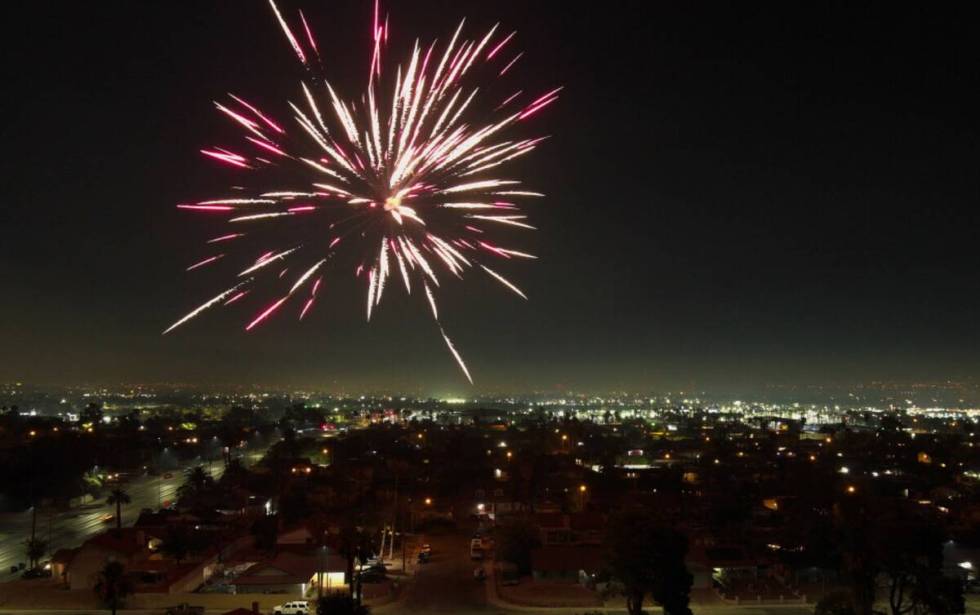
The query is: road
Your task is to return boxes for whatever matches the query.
[395,530,488,613]
[0,447,266,577]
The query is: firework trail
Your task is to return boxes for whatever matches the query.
[166,0,559,382]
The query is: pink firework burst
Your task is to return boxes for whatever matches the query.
[165,0,559,383]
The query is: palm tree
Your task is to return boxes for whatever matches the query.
[24,537,47,570]
[160,525,190,564]
[93,561,132,615]
[338,525,375,604]
[106,487,131,532]
[178,466,213,500]
[221,457,248,488]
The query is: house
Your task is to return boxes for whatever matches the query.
[569,513,605,545]
[535,513,605,546]
[50,548,78,586]
[535,513,570,544]
[686,544,765,590]
[233,550,346,596]
[127,559,215,594]
[530,546,604,584]
[66,528,153,590]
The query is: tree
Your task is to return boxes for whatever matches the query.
[337,524,375,604]
[178,465,214,502]
[24,537,47,571]
[80,402,104,426]
[118,411,141,432]
[814,591,857,615]
[495,519,541,576]
[93,561,132,615]
[605,512,693,615]
[220,457,249,488]
[835,498,964,615]
[878,521,963,615]
[251,515,279,552]
[105,487,130,532]
[317,593,370,615]
[160,525,191,564]
[912,575,964,615]
[279,486,313,525]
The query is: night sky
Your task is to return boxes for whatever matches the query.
[1,2,977,394]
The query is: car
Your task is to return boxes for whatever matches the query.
[360,570,386,584]
[164,604,205,615]
[100,513,115,523]
[420,543,432,554]
[21,567,52,579]
[417,551,430,564]
[273,600,310,615]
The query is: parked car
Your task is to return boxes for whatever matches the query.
[420,543,433,555]
[417,551,430,564]
[164,604,205,615]
[273,600,310,615]
[21,567,52,580]
[363,556,386,568]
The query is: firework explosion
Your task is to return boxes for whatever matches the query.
[166,0,559,382]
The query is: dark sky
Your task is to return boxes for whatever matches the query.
[1,2,977,395]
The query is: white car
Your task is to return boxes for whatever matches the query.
[273,601,309,615]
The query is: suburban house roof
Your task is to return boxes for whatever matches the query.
[234,551,344,586]
[83,529,148,557]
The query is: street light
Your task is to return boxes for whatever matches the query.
[424,497,432,506]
